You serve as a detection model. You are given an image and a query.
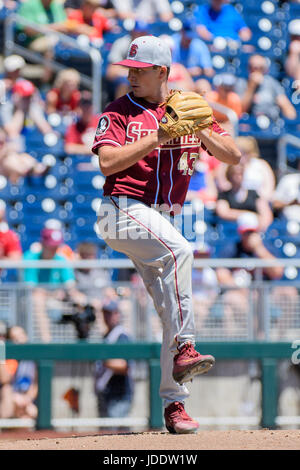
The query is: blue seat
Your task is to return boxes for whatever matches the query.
[24,128,64,157]
[24,178,76,200]
[75,215,97,227]
[284,120,300,137]
[216,219,238,236]
[54,42,92,76]
[72,170,103,184]
[73,194,102,216]
[265,219,288,240]
[238,115,285,139]
[0,178,25,201]
[44,163,73,180]
[6,207,24,224]
[22,198,74,224]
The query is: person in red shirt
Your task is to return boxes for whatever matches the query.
[92,35,241,434]
[186,149,221,206]
[0,201,22,261]
[65,0,111,43]
[46,68,81,115]
[205,73,242,135]
[65,91,99,155]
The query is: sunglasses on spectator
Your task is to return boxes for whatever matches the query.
[249,65,265,71]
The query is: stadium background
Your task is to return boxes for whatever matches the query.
[0,0,300,447]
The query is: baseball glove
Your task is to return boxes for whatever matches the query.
[159,90,213,139]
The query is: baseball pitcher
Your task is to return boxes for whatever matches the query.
[92,35,241,433]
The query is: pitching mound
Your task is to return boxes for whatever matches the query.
[0,430,300,450]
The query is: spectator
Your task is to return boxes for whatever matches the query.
[75,241,111,329]
[0,56,55,149]
[0,321,6,341]
[64,91,99,155]
[17,0,67,82]
[29,218,77,260]
[236,136,276,202]
[105,20,149,100]
[206,73,242,135]
[65,0,117,18]
[23,225,85,342]
[192,243,227,331]
[193,0,252,43]
[235,54,297,121]
[272,161,300,223]
[75,242,111,294]
[219,212,283,279]
[171,20,214,81]
[0,201,23,277]
[0,128,49,184]
[65,0,113,45]
[167,62,196,92]
[216,213,284,337]
[0,54,26,97]
[111,0,173,23]
[94,300,134,420]
[285,19,300,90]
[216,164,273,232]
[46,69,81,116]
[186,149,220,207]
[6,326,38,420]
[0,321,15,419]
[17,0,67,50]
[1,0,17,10]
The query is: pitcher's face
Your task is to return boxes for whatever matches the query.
[127,66,166,101]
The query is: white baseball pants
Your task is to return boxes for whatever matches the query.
[97,196,196,408]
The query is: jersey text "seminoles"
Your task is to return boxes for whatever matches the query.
[92,92,228,210]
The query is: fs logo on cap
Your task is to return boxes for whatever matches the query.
[129,44,138,58]
[96,115,110,136]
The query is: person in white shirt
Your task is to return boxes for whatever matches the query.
[236,136,276,202]
[273,167,300,223]
[111,0,173,22]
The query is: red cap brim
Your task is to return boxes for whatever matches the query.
[238,227,257,234]
[113,59,154,68]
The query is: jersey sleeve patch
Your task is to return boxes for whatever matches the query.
[96,115,111,136]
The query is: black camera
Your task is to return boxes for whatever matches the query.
[59,304,96,339]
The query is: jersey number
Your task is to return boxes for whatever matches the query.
[177,152,199,176]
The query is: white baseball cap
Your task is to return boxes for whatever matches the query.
[4,55,25,72]
[114,35,172,68]
[237,212,259,234]
[44,218,62,230]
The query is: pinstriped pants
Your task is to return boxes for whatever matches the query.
[96,196,195,408]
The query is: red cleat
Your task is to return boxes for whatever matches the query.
[164,401,199,434]
[173,342,215,385]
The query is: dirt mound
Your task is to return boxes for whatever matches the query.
[0,430,300,450]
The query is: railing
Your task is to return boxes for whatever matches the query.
[0,257,297,270]
[3,341,296,430]
[207,100,239,137]
[277,133,300,179]
[4,14,102,113]
[0,258,300,342]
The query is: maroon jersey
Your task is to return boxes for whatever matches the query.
[92,92,228,211]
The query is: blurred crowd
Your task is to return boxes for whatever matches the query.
[0,299,134,421]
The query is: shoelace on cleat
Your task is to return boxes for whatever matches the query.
[168,403,193,422]
[179,343,199,358]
